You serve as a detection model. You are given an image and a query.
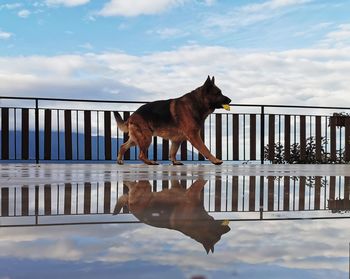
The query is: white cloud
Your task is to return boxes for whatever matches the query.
[97,0,186,17]
[0,44,349,107]
[0,219,349,275]
[196,0,216,5]
[205,0,312,31]
[319,24,350,48]
[294,22,333,37]
[0,30,12,40]
[241,0,312,12]
[17,9,31,18]
[149,27,190,39]
[79,42,93,50]
[45,0,90,7]
[0,3,22,10]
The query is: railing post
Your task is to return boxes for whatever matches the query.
[35,98,39,164]
[260,106,265,164]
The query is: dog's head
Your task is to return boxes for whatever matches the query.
[201,76,231,111]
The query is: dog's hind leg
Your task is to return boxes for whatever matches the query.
[117,138,135,165]
[112,194,129,215]
[128,119,158,165]
[139,138,159,165]
[170,141,183,165]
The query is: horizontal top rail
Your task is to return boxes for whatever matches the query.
[1,96,350,111]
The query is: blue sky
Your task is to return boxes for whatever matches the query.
[1,0,349,55]
[0,0,350,106]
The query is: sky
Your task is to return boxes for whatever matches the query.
[0,219,348,278]
[0,0,350,107]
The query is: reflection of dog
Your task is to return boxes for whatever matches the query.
[113,180,230,253]
[114,76,231,165]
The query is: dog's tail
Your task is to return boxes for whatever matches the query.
[113,111,129,133]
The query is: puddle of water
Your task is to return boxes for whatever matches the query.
[0,174,349,278]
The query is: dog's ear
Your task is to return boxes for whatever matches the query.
[211,76,215,84]
[204,75,213,88]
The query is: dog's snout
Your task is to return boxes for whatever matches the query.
[225,97,232,104]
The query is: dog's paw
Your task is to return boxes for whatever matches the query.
[212,159,223,165]
[117,160,124,165]
[172,161,184,166]
[145,160,159,165]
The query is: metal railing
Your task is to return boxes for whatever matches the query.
[1,96,350,163]
[1,175,350,227]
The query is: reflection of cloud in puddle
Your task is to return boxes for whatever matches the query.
[0,219,348,275]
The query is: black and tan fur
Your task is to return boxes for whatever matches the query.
[114,76,231,165]
[113,180,230,253]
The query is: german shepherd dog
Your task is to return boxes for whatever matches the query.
[114,76,231,165]
[113,180,230,253]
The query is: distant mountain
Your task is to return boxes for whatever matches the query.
[3,131,196,161]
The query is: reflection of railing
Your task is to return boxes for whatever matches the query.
[1,176,350,227]
[1,96,350,163]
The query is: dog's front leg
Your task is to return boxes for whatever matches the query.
[186,131,223,165]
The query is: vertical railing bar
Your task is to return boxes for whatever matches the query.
[57,184,59,214]
[294,115,296,149]
[74,183,78,214]
[259,176,264,218]
[330,114,336,162]
[215,114,222,160]
[242,177,245,211]
[309,115,312,142]
[96,182,99,214]
[191,144,194,161]
[116,115,119,157]
[116,181,119,208]
[300,115,306,162]
[1,108,9,160]
[278,114,281,146]
[325,116,328,156]
[76,110,79,160]
[21,108,29,160]
[208,180,211,212]
[324,176,327,209]
[315,116,321,162]
[293,178,296,211]
[250,114,256,161]
[34,185,39,223]
[57,110,60,160]
[97,111,100,160]
[309,178,312,210]
[226,176,229,211]
[44,109,52,161]
[14,188,17,216]
[268,114,275,162]
[14,108,17,160]
[154,136,158,161]
[284,115,290,162]
[35,99,39,164]
[209,114,212,152]
[277,177,280,211]
[339,126,342,162]
[226,114,229,161]
[243,115,246,161]
[260,106,265,164]
[64,110,71,161]
[84,110,92,160]
[104,111,112,161]
[346,117,350,162]
[123,111,130,161]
